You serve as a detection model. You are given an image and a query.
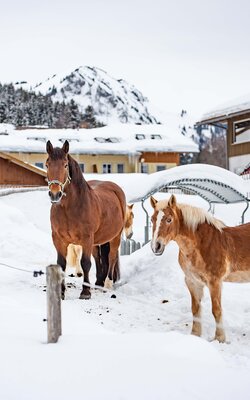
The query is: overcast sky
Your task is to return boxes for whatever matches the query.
[1,0,250,118]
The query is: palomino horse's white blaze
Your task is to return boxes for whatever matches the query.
[66,244,83,276]
[151,210,164,252]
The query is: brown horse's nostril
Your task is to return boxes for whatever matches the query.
[49,190,63,203]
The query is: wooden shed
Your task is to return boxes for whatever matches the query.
[196,97,250,173]
[0,152,47,187]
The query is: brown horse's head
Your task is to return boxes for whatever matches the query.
[46,140,71,203]
[150,194,179,255]
[124,204,134,239]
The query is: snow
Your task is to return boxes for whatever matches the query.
[201,92,250,120]
[0,123,198,155]
[0,172,250,399]
[33,66,159,125]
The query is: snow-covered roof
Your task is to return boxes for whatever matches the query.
[0,123,198,155]
[200,93,250,123]
[128,164,249,208]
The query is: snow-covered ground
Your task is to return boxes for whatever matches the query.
[0,173,250,399]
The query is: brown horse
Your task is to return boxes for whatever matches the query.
[46,140,126,299]
[67,203,134,277]
[150,194,250,342]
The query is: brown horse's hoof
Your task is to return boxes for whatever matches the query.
[79,286,91,299]
[79,292,91,300]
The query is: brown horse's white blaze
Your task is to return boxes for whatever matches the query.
[46,140,126,299]
[150,194,250,343]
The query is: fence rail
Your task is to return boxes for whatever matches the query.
[120,239,142,256]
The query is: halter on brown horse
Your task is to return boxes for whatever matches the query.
[150,194,250,342]
[46,140,126,299]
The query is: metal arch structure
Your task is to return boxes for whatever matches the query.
[129,177,249,244]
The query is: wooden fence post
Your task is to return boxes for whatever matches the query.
[46,265,62,343]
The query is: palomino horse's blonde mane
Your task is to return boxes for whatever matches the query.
[157,199,225,232]
[178,203,225,232]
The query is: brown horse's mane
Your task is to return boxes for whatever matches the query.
[68,154,86,187]
[178,203,226,232]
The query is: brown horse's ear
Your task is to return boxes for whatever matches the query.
[62,140,69,154]
[150,196,158,208]
[128,203,134,209]
[168,194,177,207]
[46,140,53,155]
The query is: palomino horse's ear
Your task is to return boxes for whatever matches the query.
[150,196,158,208]
[168,194,177,207]
[62,140,69,154]
[46,140,53,155]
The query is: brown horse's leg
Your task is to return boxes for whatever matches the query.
[208,280,225,343]
[104,234,121,289]
[79,251,92,300]
[57,252,67,300]
[185,277,204,337]
[93,244,110,287]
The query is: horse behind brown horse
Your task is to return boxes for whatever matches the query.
[150,194,250,342]
[46,140,126,299]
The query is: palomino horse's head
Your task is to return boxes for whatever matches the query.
[150,194,179,255]
[46,140,71,203]
[124,204,134,239]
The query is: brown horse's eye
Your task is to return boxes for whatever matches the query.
[166,217,172,224]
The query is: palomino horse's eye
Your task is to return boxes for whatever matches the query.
[65,164,68,168]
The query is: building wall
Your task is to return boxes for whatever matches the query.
[6,152,137,173]
[6,151,180,174]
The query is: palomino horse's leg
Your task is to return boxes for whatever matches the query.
[104,234,121,289]
[80,252,92,299]
[208,280,226,343]
[185,277,204,337]
[57,252,67,300]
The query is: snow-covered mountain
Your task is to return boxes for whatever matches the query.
[33,66,159,124]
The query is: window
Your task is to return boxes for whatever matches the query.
[117,164,124,173]
[79,163,84,173]
[135,134,145,140]
[58,138,79,143]
[233,119,250,144]
[35,162,44,169]
[94,137,120,143]
[103,163,112,173]
[156,165,166,172]
[27,137,46,142]
[94,137,106,143]
[141,163,148,173]
[151,134,162,140]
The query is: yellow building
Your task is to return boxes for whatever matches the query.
[0,124,198,174]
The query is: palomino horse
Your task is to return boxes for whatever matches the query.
[46,140,126,299]
[67,203,134,278]
[150,194,250,342]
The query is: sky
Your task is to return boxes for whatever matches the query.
[1,0,250,119]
